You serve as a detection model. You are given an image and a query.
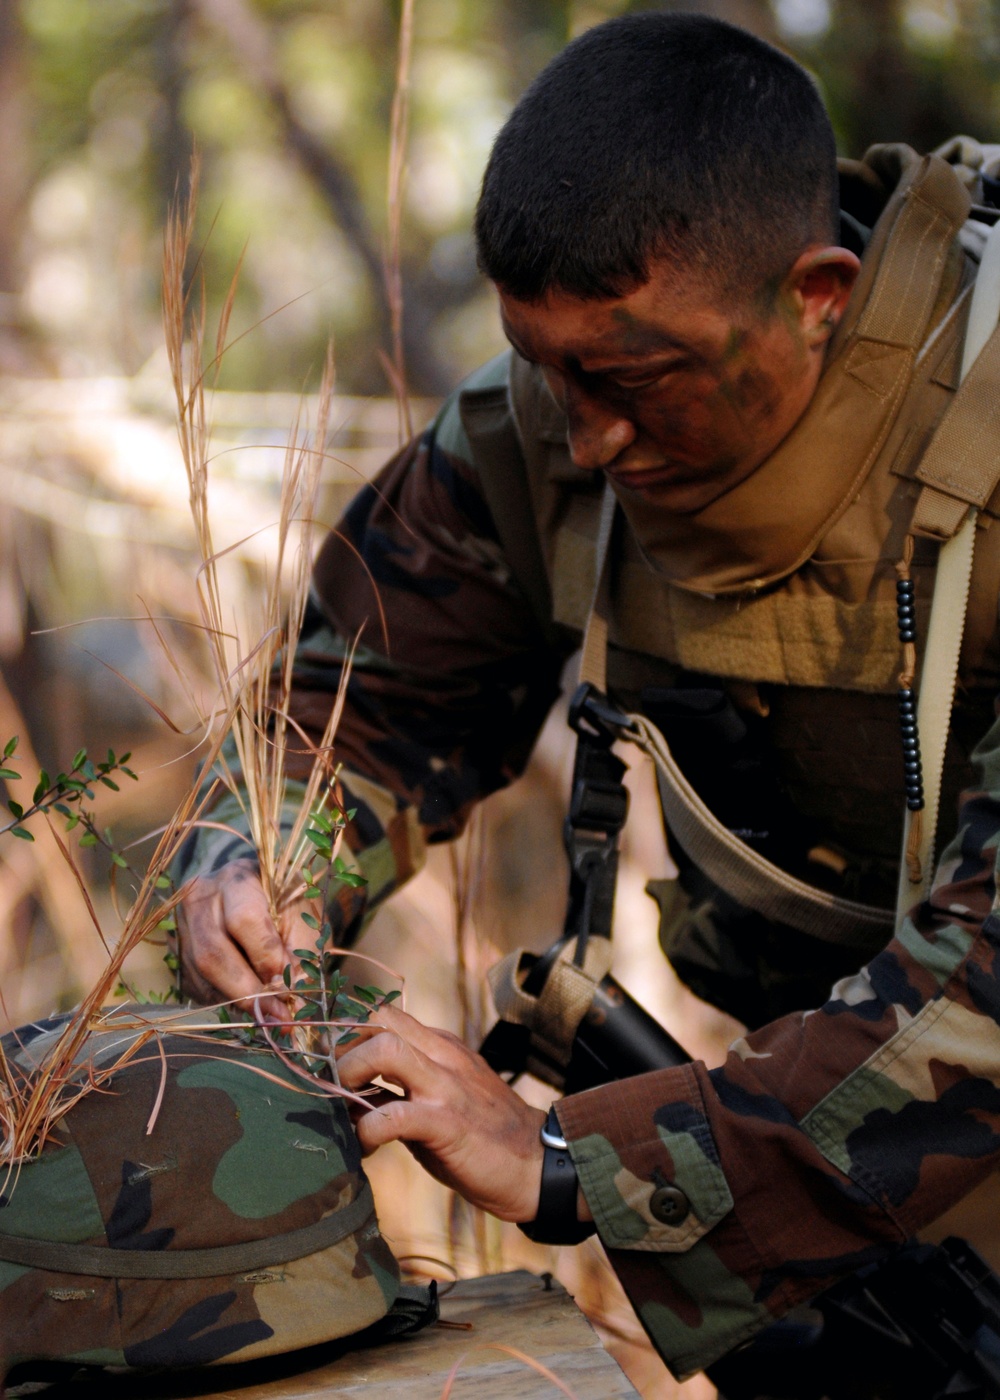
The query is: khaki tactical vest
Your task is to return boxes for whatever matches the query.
[460,144,1000,942]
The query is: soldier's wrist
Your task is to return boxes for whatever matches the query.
[517,1107,596,1245]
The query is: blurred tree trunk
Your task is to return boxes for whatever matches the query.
[497,0,568,92]
[0,0,27,296]
[828,0,918,149]
[149,0,195,222]
[623,0,778,41]
[0,0,33,371]
[190,0,469,395]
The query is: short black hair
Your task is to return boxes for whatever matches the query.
[475,12,838,304]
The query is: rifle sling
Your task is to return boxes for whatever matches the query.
[579,488,893,950]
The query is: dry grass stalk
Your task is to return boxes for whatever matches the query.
[0,740,224,1171]
[0,159,360,1168]
[162,159,349,938]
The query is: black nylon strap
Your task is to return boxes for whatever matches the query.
[518,1108,595,1246]
[0,1180,375,1278]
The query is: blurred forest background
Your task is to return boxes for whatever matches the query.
[0,1,999,1395]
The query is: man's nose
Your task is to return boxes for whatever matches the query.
[564,383,637,470]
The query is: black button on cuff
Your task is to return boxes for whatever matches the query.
[649,1184,691,1226]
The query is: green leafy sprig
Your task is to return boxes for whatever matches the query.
[0,735,181,1001]
[281,804,398,1081]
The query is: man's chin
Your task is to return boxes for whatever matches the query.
[609,467,736,515]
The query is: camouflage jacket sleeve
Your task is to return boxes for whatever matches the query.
[173,355,568,942]
[557,714,1000,1377]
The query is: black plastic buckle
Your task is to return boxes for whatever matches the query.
[567,682,630,747]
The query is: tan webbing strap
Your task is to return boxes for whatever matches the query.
[854,162,966,348]
[634,716,892,951]
[912,321,1000,537]
[897,217,1000,915]
[487,939,614,1086]
[578,484,617,694]
[578,488,894,950]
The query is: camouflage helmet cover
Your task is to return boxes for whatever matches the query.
[0,1005,409,1379]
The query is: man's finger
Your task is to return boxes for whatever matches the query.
[366,1002,471,1067]
[220,875,288,984]
[353,1095,428,1153]
[337,1026,438,1099]
[178,864,291,1020]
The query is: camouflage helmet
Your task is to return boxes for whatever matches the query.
[0,1004,433,1382]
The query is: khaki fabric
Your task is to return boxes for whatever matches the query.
[506,146,1000,696]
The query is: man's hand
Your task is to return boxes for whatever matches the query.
[338,1003,547,1223]
[176,857,295,1021]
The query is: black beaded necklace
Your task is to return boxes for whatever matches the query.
[896,571,925,815]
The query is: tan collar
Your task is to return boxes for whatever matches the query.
[587,147,970,597]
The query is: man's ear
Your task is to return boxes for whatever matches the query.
[784,245,862,346]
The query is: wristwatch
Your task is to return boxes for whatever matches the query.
[518,1106,596,1246]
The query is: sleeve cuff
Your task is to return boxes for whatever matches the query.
[556,1064,734,1253]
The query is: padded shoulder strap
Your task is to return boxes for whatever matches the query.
[458,361,556,639]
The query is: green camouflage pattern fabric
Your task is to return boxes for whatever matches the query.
[174,348,1000,1378]
[0,1005,408,1382]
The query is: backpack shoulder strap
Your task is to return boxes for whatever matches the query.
[898,217,1000,914]
[456,352,557,640]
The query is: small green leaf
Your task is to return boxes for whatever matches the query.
[163,951,180,972]
[303,829,329,849]
[100,777,120,792]
[336,1030,360,1046]
[7,801,22,820]
[4,737,19,758]
[0,768,19,782]
[380,989,402,1005]
[353,986,377,1005]
[79,832,98,847]
[282,965,291,988]
[72,748,87,770]
[11,826,33,842]
[53,802,71,818]
[156,916,176,930]
[337,871,367,889]
[300,911,320,930]
[302,885,322,899]
[154,875,171,890]
[64,814,80,830]
[121,767,137,781]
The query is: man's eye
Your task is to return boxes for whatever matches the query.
[611,364,686,390]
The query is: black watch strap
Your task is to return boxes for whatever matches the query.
[518,1107,596,1246]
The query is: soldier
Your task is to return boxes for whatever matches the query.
[174,12,1000,1381]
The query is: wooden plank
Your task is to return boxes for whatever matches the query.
[9,1271,640,1399]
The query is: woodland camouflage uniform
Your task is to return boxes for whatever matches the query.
[177,143,1000,1377]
